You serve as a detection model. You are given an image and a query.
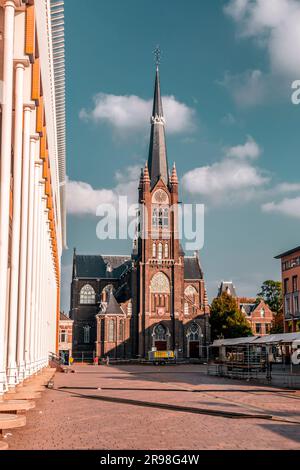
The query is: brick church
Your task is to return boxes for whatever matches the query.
[70,65,210,360]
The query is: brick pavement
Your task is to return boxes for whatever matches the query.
[6,364,300,450]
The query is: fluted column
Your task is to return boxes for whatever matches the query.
[0,0,16,396]
[20,135,38,380]
[27,158,40,375]
[6,63,25,387]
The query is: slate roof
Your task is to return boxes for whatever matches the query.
[60,312,72,321]
[184,256,203,280]
[218,281,237,298]
[74,255,131,279]
[240,303,256,316]
[105,292,125,315]
[75,254,204,281]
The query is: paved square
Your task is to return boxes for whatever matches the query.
[6,365,300,450]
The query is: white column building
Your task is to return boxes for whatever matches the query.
[0,0,66,396]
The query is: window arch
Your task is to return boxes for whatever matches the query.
[152,207,169,229]
[83,325,91,344]
[80,284,96,304]
[152,243,157,258]
[187,323,202,341]
[158,243,163,261]
[153,324,167,341]
[108,319,115,342]
[164,243,169,259]
[119,320,124,341]
[150,272,170,293]
[162,208,169,228]
[185,285,198,298]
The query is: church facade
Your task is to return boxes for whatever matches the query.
[70,65,210,360]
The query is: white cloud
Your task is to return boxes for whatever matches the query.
[275,182,300,193]
[225,135,261,159]
[262,197,300,218]
[224,0,300,78]
[182,137,270,205]
[66,165,140,216]
[218,69,270,107]
[80,93,195,135]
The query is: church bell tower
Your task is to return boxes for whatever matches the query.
[136,58,185,357]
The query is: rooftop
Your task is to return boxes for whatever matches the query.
[275,246,300,259]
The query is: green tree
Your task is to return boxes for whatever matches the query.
[257,280,283,313]
[257,280,283,334]
[210,292,253,341]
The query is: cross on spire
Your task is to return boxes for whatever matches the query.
[153,45,162,69]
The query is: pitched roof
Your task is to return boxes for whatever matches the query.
[240,303,256,316]
[147,66,169,189]
[60,312,72,321]
[105,292,125,315]
[74,255,131,279]
[218,281,237,298]
[184,256,203,280]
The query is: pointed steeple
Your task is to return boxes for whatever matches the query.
[143,161,150,183]
[147,65,169,189]
[171,162,178,185]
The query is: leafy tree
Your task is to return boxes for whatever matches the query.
[257,280,283,334]
[270,310,284,334]
[210,292,253,341]
[257,280,283,314]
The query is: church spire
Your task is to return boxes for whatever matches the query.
[147,50,169,189]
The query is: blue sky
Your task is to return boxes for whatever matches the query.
[61,0,300,312]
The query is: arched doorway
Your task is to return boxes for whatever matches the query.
[152,324,169,351]
[187,323,202,358]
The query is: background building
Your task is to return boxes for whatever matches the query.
[58,313,73,365]
[70,65,211,361]
[0,0,66,395]
[275,246,300,333]
[217,282,274,336]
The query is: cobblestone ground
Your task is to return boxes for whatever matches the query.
[6,364,300,450]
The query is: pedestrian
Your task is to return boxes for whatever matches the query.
[106,355,110,366]
[94,356,98,366]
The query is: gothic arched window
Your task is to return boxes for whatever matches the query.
[158,243,163,260]
[108,319,115,342]
[150,272,170,293]
[187,323,202,341]
[162,208,169,228]
[80,284,96,305]
[164,243,169,259]
[152,206,169,229]
[152,208,159,228]
[83,325,91,344]
[153,324,167,341]
[119,320,124,341]
[152,243,157,258]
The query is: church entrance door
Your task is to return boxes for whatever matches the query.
[189,341,200,358]
[155,341,167,351]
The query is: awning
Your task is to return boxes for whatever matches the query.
[212,332,300,347]
[212,336,259,347]
[253,332,300,345]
